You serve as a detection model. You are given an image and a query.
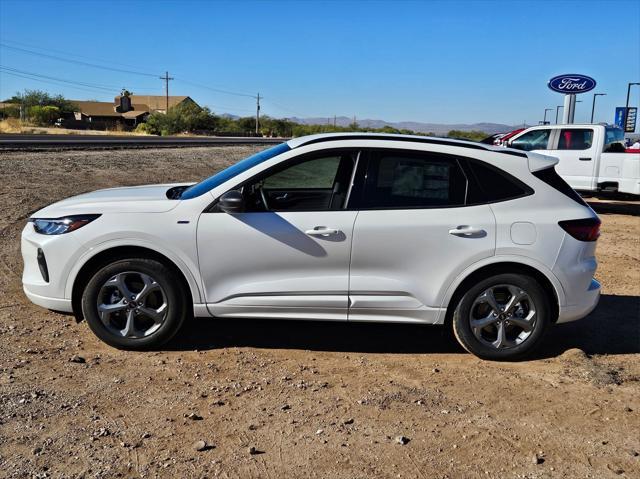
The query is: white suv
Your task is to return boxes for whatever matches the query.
[22,133,601,360]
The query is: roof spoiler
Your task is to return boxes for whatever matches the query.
[527,152,559,172]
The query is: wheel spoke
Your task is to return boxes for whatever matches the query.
[471,312,499,330]
[504,286,526,313]
[492,322,508,349]
[106,273,135,300]
[136,273,161,302]
[98,300,127,320]
[509,311,536,332]
[480,288,502,314]
[121,309,137,337]
[138,305,165,324]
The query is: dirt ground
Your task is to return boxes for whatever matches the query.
[0,146,638,479]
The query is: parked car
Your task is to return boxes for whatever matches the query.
[479,133,505,145]
[22,133,601,360]
[507,124,640,196]
[494,128,526,146]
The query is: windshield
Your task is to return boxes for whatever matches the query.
[180,142,291,199]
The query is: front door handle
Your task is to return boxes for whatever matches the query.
[579,157,592,161]
[449,225,487,238]
[305,226,339,236]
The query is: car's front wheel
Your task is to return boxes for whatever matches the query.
[452,273,551,360]
[82,258,188,350]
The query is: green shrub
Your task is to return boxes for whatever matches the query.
[29,105,60,126]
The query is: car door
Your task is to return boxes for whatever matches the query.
[545,127,597,191]
[348,148,496,323]
[197,149,359,320]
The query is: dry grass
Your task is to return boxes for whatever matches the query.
[0,118,24,133]
[0,118,150,136]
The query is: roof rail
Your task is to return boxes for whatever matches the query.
[288,133,527,158]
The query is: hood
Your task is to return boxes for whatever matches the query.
[32,183,195,217]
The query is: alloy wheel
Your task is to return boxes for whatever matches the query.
[469,284,536,349]
[96,271,168,338]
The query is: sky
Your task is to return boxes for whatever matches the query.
[0,0,639,127]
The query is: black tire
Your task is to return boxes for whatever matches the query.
[81,258,188,350]
[452,273,550,361]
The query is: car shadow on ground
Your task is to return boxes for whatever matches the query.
[167,294,639,359]
[587,200,640,217]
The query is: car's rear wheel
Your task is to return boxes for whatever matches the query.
[452,273,550,360]
[82,258,188,350]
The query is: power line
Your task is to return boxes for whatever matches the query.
[0,70,122,95]
[1,40,259,100]
[0,38,158,73]
[1,65,259,114]
[1,39,308,117]
[202,103,255,113]
[262,98,305,117]
[173,78,257,99]
[0,43,159,78]
[0,66,156,93]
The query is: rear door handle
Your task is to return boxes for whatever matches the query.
[305,226,339,236]
[449,226,487,238]
[579,157,592,161]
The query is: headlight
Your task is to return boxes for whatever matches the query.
[29,214,101,235]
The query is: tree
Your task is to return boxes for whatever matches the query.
[29,105,60,126]
[446,130,488,142]
[9,90,77,117]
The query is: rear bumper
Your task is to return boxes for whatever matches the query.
[556,278,600,323]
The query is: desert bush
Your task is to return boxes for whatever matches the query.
[28,105,60,126]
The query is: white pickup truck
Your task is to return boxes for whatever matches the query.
[506,124,640,196]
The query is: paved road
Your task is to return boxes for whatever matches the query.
[0,134,286,149]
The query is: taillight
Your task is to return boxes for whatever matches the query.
[558,217,601,242]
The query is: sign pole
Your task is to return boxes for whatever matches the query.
[562,94,576,124]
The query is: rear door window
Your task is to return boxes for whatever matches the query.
[357,150,467,208]
[556,129,594,150]
[510,130,551,151]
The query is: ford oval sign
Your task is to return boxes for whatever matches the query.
[548,74,596,94]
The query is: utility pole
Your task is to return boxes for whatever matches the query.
[555,105,563,124]
[591,93,606,123]
[159,71,174,113]
[333,115,336,127]
[255,93,261,135]
[543,108,553,124]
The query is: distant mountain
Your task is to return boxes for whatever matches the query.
[286,116,516,135]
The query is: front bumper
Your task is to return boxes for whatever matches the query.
[23,286,73,313]
[21,222,86,313]
[556,278,600,323]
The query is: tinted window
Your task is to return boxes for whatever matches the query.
[557,129,594,150]
[240,151,357,212]
[466,160,532,203]
[263,156,341,189]
[532,167,587,206]
[604,126,625,152]
[510,130,551,151]
[360,152,467,208]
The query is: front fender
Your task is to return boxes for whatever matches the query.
[64,236,203,304]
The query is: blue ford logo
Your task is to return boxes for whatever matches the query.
[548,74,596,94]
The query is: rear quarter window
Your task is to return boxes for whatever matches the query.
[532,166,587,206]
[465,160,533,204]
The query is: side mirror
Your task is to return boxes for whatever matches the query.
[218,190,244,214]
